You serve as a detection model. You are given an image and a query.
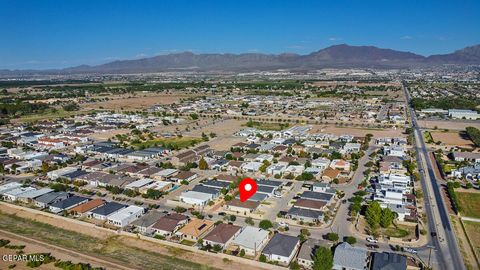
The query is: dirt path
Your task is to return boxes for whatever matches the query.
[0,230,130,270]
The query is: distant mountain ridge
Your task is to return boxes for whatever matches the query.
[5,44,480,75]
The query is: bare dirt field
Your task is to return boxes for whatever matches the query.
[419,120,480,131]
[83,93,195,110]
[430,131,474,148]
[208,136,245,151]
[0,231,123,270]
[185,118,246,137]
[0,203,270,270]
[311,125,404,138]
[88,128,131,141]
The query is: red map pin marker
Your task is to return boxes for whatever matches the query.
[239,177,257,202]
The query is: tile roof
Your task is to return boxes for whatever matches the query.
[203,223,242,244]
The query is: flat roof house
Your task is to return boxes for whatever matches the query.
[107,205,145,227]
[179,191,214,206]
[262,233,300,265]
[131,210,164,235]
[16,188,53,203]
[49,195,89,214]
[203,223,242,249]
[34,191,69,209]
[177,218,215,242]
[89,202,127,220]
[231,226,269,256]
[333,242,369,270]
[152,213,189,236]
[2,187,36,201]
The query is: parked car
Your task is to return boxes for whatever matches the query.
[366,237,378,243]
[278,221,288,227]
[218,212,226,216]
[404,248,417,254]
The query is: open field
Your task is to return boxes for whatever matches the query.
[0,203,268,270]
[131,136,203,149]
[463,221,480,259]
[430,131,474,148]
[418,120,480,131]
[0,230,126,270]
[0,210,216,270]
[15,108,82,123]
[83,93,197,110]
[185,119,246,137]
[242,121,289,131]
[311,125,403,138]
[457,191,480,219]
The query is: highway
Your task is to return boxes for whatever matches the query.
[403,83,465,270]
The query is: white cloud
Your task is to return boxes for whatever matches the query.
[400,35,413,40]
[328,37,342,41]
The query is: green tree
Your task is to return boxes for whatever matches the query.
[245,217,254,226]
[239,249,245,257]
[365,201,382,229]
[259,219,273,230]
[312,246,333,270]
[198,157,208,170]
[380,208,396,228]
[325,233,339,242]
[344,236,357,245]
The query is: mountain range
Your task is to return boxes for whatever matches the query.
[4,44,480,75]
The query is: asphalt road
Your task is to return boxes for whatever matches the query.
[404,83,465,270]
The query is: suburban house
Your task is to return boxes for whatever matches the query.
[89,202,127,220]
[152,213,189,237]
[34,191,69,209]
[286,207,324,223]
[131,210,164,235]
[297,239,330,269]
[231,226,269,256]
[170,171,197,183]
[179,190,215,206]
[176,218,215,242]
[107,205,145,227]
[69,199,105,217]
[262,233,300,265]
[332,242,369,270]
[202,223,242,249]
[48,195,89,214]
[225,198,261,213]
[370,252,410,270]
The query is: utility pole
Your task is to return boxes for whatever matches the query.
[427,245,435,269]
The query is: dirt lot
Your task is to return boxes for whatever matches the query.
[463,220,480,260]
[451,217,478,270]
[430,131,474,148]
[185,118,246,137]
[0,231,122,270]
[0,204,268,270]
[311,125,404,138]
[419,120,480,131]
[83,93,195,110]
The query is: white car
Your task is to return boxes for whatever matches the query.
[278,221,288,227]
[404,248,417,254]
[366,237,378,243]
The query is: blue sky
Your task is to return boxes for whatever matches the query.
[1,0,479,69]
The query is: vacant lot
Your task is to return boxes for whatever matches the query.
[419,120,480,131]
[15,108,81,123]
[0,211,215,270]
[463,221,480,260]
[242,121,289,131]
[84,93,195,110]
[311,125,403,138]
[132,136,203,150]
[457,191,480,218]
[430,131,474,148]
